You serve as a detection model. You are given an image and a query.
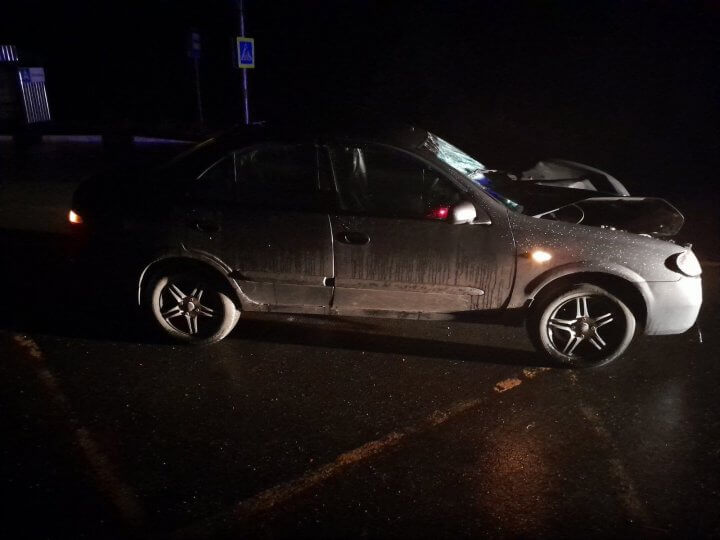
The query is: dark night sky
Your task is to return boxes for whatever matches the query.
[2,1,719,192]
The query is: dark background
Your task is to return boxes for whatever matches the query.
[1,4,719,536]
[2,0,719,194]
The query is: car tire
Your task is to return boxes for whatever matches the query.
[147,270,239,345]
[528,283,636,368]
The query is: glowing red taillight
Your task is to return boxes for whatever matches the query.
[426,206,450,220]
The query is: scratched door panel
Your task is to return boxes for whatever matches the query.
[224,210,333,308]
[227,143,333,308]
[330,213,515,313]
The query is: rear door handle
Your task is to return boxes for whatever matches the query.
[188,218,220,233]
[340,231,370,245]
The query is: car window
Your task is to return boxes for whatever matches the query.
[328,144,462,218]
[194,155,236,202]
[236,144,320,210]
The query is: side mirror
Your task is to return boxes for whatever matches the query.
[451,201,491,225]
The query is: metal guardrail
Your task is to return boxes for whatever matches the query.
[18,67,51,124]
[0,134,193,144]
[0,45,19,63]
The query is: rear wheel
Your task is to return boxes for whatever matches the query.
[528,283,636,367]
[147,270,239,345]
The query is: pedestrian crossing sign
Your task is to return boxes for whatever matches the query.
[236,37,255,69]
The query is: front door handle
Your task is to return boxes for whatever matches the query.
[340,231,370,245]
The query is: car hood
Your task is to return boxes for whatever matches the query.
[533,196,685,237]
[481,178,684,237]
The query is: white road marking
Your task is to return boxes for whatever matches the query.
[522,367,552,379]
[494,377,523,393]
[568,372,651,525]
[233,397,483,520]
[11,334,144,526]
[176,367,556,537]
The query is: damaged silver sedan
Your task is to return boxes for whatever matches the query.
[71,122,702,367]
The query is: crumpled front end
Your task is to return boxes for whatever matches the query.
[522,158,630,196]
[507,211,703,336]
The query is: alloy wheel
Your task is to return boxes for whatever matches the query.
[545,294,626,361]
[158,279,221,338]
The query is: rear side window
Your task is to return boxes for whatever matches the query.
[194,155,236,202]
[236,144,320,210]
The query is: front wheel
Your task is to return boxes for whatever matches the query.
[147,271,239,345]
[528,283,636,367]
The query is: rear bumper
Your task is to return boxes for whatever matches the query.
[643,276,702,335]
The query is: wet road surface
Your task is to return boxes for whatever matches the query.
[1,141,719,538]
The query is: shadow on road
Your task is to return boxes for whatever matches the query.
[0,228,550,368]
[231,315,549,367]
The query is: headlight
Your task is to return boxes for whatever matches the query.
[668,251,702,277]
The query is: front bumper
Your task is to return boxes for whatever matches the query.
[643,276,702,335]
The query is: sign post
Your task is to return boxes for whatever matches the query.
[236,0,253,125]
[187,31,204,124]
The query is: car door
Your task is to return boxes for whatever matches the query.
[183,143,334,310]
[325,142,516,315]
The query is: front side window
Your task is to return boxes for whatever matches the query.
[329,144,462,219]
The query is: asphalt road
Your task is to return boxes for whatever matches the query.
[1,141,719,538]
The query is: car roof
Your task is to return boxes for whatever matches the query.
[213,112,429,150]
